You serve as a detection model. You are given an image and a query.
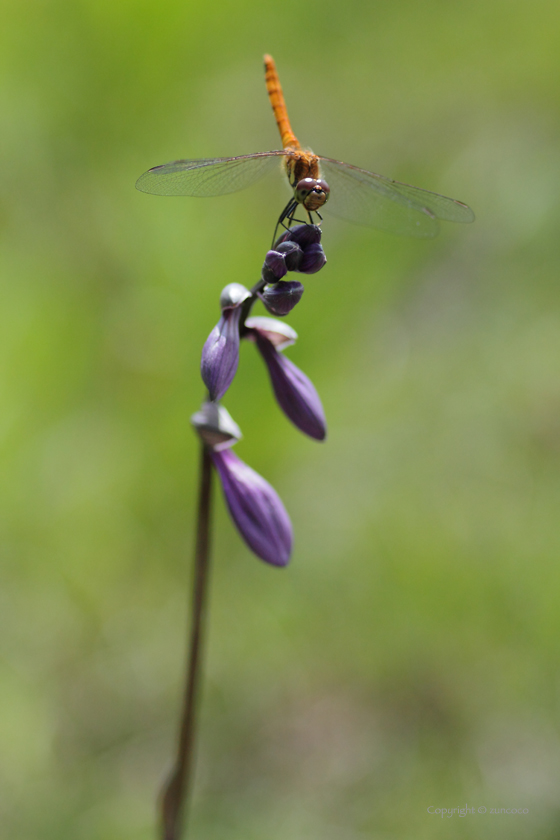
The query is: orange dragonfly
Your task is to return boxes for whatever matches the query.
[136,55,474,239]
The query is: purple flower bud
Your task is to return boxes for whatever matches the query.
[299,242,327,274]
[262,241,304,284]
[211,448,293,566]
[258,280,304,316]
[275,240,303,271]
[201,284,251,402]
[279,223,322,249]
[191,402,242,450]
[201,309,241,401]
[249,327,327,441]
[263,249,288,283]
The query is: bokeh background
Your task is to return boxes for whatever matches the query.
[2,0,560,837]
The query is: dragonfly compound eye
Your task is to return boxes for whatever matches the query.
[295,178,330,212]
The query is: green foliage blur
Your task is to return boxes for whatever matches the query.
[2,0,560,837]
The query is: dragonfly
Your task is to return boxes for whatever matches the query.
[136,55,474,240]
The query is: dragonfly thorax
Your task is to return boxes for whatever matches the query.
[284,148,320,184]
[294,177,330,212]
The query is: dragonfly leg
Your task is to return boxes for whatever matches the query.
[272,198,298,246]
[287,212,309,226]
[291,206,321,227]
[285,201,310,228]
[271,199,321,246]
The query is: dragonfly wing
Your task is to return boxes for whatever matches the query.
[136,151,286,196]
[318,157,474,238]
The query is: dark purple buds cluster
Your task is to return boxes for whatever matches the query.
[194,221,328,566]
[259,224,326,316]
[263,224,326,281]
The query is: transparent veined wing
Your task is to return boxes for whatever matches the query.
[135,151,287,197]
[318,156,475,238]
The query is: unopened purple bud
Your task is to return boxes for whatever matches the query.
[191,402,242,450]
[258,281,304,316]
[262,241,304,284]
[263,250,288,282]
[201,283,250,401]
[253,331,327,441]
[273,229,292,247]
[201,309,241,401]
[283,223,322,248]
[299,242,326,274]
[211,448,293,566]
[275,240,303,271]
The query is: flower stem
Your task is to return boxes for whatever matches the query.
[160,443,214,840]
[238,279,264,335]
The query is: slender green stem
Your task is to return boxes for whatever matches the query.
[160,444,214,840]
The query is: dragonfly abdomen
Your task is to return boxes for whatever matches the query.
[264,54,301,151]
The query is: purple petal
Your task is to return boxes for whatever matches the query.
[274,224,322,249]
[298,243,326,274]
[255,333,327,441]
[285,223,322,248]
[272,231,289,247]
[263,250,288,282]
[258,281,304,316]
[275,240,303,271]
[211,448,293,566]
[201,307,241,401]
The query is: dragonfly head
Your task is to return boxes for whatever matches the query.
[295,178,330,213]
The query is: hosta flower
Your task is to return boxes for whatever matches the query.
[245,317,327,441]
[210,447,293,567]
[201,283,251,401]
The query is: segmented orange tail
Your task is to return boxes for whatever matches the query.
[264,54,300,150]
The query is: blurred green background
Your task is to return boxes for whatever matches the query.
[2,0,560,837]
